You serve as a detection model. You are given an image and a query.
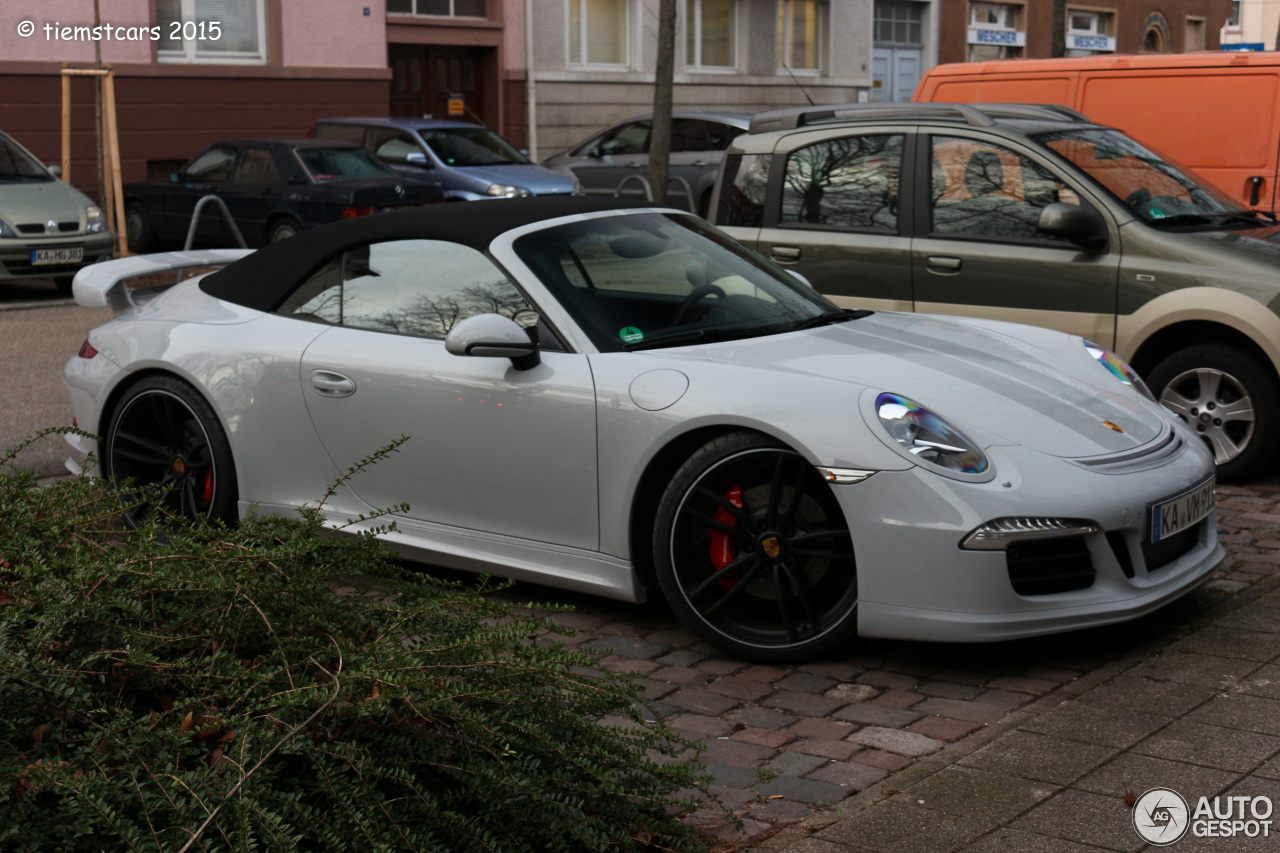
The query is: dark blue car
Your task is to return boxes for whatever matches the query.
[310,118,580,202]
[123,139,444,251]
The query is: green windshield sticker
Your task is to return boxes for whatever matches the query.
[1148,208,1166,219]
[619,326,645,344]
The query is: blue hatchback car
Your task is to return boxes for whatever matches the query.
[310,117,580,202]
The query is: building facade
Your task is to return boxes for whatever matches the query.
[937,0,1232,65]
[1220,0,1278,51]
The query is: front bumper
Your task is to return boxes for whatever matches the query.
[0,232,114,281]
[837,439,1223,642]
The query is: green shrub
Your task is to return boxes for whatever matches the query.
[0,433,707,852]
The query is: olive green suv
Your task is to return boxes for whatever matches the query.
[0,130,113,293]
[711,102,1280,482]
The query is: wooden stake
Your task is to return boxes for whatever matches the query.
[60,71,71,182]
[102,71,128,258]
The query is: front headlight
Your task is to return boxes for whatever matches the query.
[875,392,989,475]
[85,205,108,233]
[1084,340,1154,401]
[0,219,15,238]
[487,183,532,198]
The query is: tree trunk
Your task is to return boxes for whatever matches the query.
[647,0,677,205]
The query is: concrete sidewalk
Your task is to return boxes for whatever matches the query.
[755,558,1280,852]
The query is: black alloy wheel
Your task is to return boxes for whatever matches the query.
[125,203,156,253]
[104,375,238,526]
[654,432,859,661]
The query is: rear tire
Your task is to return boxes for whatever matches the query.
[125,203,155,253]
[1147,344,1280,483]
[268,217,301,243]
[653,431,859,662]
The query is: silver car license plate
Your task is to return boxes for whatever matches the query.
[1149,477,1215,543]
[31,247,84,266]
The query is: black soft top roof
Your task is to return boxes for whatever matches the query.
[200,196,653,313]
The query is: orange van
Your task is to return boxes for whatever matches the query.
[914,52,1280,215]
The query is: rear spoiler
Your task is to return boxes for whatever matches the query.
[72,249,253,314]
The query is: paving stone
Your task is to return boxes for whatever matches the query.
[593,622,648,638]
[650,665,707,686]
[807,760,886,790]
[798,662,863,680]
[964,828,1121,852]
[790,717,859,741]
[698,659,748,676]
[787,737,860,761]
[1132,720,1280,772]
[775,673,837,694]
[873,689,924,709]
[1077,674,1218,717]
[764,690,847,717]
[977,689,1035,709]
[851,749,912,772]
[1010,789,1145,852]
[1020,702,1168,749]
[747,797,816,823]
[826,683,880,703]
[707,675,776,702]
[550,611,607,631]
[985,675,1061,695]
[857,671,920,691]
[1239,665,1280,699]
[664,688,740,716]
[666,713,734,740]
[760,839,850,853]
[1128,651,1260,688]
[682,808,770,842]
[645,629,697,648]
[1171,626,1280,662]
[1188,694,1280,736]
[740,664,793,682]
[908,766,1055,822]
[912,697,1010,724]
[582,636,670,660]
[700,737,776,767]
[917,681,984,700]
[959,732,1116,785]
[1075,752,1239,799]
[1256,754,1280,781]
[814,796,988,852]
[700,761,760,788]
[636,678,679,701]
[728,707,798,730]
[885,658,949,678]
[762,751,830,778]
[930,668,995,686]
[852,726,944,757]
[654,649,708,667]
[1022,666,1083,683]
[754,775,851,805]
[732,726,797,749]
[833,702,924,728]
[909,716,983,742]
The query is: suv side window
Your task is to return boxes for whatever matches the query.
[312,123,366,145]
[369,129,424,165]
[780,135,903,230]
[278,239,540,340]
[593,121,651,157]
[930,136,1076,241]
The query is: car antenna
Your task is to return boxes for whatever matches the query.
[782,64,816,107]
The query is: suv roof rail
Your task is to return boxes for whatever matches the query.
[747,102,1090,134]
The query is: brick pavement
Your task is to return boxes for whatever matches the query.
[502,483,1280,849]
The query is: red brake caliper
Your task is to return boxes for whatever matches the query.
[200,468,214,507]
[708,485,743,589]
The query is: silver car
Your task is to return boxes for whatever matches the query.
[64,197,1221,661]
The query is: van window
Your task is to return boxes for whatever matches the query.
[930,136,1069,240]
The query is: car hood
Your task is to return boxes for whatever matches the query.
[0,179,90,224]
[656,311,1165,459]
[1178,223,1280,266]
[451,163,578,193]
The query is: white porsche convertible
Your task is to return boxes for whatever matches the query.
[64,197,1222,661]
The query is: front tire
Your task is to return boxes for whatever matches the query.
[104,375,239,526]
[1147,344,1280,483]
[653,432,859,662]
[125,203,155,253]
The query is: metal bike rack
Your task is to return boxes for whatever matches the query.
[613,174,697,213]
[183,195,248,251]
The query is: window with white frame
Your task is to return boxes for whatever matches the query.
[569,0,631,67]
[967,2,1024,62]
[777,0,824,72]
[1065,9,1115,56]
[687,0,737,70]
[387,0,487,16]
[1228,0,1241,28]
[156,0,266,63]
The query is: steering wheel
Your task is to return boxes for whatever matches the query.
[673,284,726,326]
[1123,188,1152,208]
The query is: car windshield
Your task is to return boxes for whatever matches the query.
[295,147,397,182]
[418,128,531,167]
[0,133,52,182]
[1037,129,1251,226]
[513,212,845,352]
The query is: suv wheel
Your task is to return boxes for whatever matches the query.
[1147,345,1280,482]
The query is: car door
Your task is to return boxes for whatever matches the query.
[911,132,1121,346]
[291,237,599,550]
[667,118,739,214]
[218,146,285,246]
[162,145,237,244]
[755,128,915,311]
[368,126,439,183]
[571,120,651,199]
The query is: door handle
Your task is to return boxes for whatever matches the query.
[926,256,962,273]
[1250,176,1264,207]
[310,370,356,398]
[692,160,709,167]
[626,162,644,169]
[770,245,802,264]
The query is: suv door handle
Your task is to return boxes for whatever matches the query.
[926,256,962,273]
[626,162,645,169]
[310,370,356,398]
[691,160,709,167]
[770,245,802,264]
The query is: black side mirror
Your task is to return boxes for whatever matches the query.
[1037,202,1108,253]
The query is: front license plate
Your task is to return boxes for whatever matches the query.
[31,247,83,266]
[1149,477,1215,543]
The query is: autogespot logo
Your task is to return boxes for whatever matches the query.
[1134,788,1190,845]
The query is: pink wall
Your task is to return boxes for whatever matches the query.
[505,0,524,70]
[0,0,154,64]
[281,0,386,68]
